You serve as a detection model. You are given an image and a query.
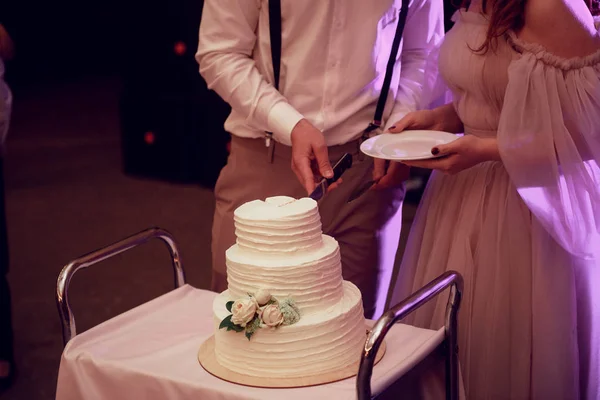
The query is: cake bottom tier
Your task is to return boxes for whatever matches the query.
[212,281,366,378]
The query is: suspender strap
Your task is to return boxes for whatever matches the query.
[268,0,282,91]
[267,0,411,139]
[370,0,411,130]
[265,0,282,160]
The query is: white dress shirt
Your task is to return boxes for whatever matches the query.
[196,0,444,146]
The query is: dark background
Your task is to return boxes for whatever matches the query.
[3,1,459,87]
[3,1,201,86]
[2,0,232,187]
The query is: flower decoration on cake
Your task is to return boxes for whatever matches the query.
[219,289,301,340]
[253,288,272,306]
[230,297,258,327]
[259,304,284,327]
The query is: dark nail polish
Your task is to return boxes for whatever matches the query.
[431,147,439,155]
[389,125,396,130]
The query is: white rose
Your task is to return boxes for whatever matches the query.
[260,304,284,328]
[231,297,258,327]
[254,288,272,306]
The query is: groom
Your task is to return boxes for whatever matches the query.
[196,0,444,318]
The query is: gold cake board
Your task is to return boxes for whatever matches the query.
[198,330,386,388]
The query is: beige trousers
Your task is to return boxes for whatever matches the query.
[210,135,404,318]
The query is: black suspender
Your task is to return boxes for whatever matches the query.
[266,0,411,148]
[268,0,282,91]
[265,0,282,159]
[366,0,411,136]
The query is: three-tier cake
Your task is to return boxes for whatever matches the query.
[211,196,367,379]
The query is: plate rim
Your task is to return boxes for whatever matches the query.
[360,130,458,161]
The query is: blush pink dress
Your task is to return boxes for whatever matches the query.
[390,10,600,400]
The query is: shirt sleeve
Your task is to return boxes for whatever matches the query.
[383,0,446,131]
[497,32,600,258]
[195,0,304,145]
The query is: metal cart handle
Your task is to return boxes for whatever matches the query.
[56,227,186,346]
[357,270,463,400]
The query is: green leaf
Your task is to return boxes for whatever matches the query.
[225,301,234,313]
[219,314,233,330]
[219,314,245,332]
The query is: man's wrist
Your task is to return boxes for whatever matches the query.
[267,102,304,146]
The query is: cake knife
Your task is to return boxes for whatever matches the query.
[347,159,389,203]
[308,153,353,201]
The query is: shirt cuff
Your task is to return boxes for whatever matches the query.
[267,102,305,146]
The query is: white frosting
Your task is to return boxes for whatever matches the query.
[213,282,366,378]
[213,196,367,379]
[226,235,343,315]
[234,197,323,254]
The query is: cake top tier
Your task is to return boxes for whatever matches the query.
[233,196,323,254]
[234,196,316,221]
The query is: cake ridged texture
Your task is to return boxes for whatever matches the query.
[226,235,343,315]
[213,196,366,379]
[234,197,324,254]
[213,282,365,378]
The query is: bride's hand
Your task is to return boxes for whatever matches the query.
[401,135,501,175]
[388,109,446,133]
[388,104,464,134]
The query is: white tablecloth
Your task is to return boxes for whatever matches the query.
[56,285,454,400]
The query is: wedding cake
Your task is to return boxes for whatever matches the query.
[212,196,366,379]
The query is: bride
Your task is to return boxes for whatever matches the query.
[386,0,600,398]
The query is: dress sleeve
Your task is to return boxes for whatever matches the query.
[497,31,600,259]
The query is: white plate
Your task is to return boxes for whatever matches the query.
[360,130,458,161]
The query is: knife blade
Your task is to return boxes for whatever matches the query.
[309,153,353,201]
[346,159,389,203]
[347,178,380,203]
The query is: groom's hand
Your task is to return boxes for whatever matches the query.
[291,119,334,194]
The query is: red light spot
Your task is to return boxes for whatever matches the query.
[144,131,155,145]
[174,41,186,56]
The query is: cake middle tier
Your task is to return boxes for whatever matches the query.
[226,235,344,315]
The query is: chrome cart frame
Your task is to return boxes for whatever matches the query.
[357,271,463,400]
[56,227,186,346]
